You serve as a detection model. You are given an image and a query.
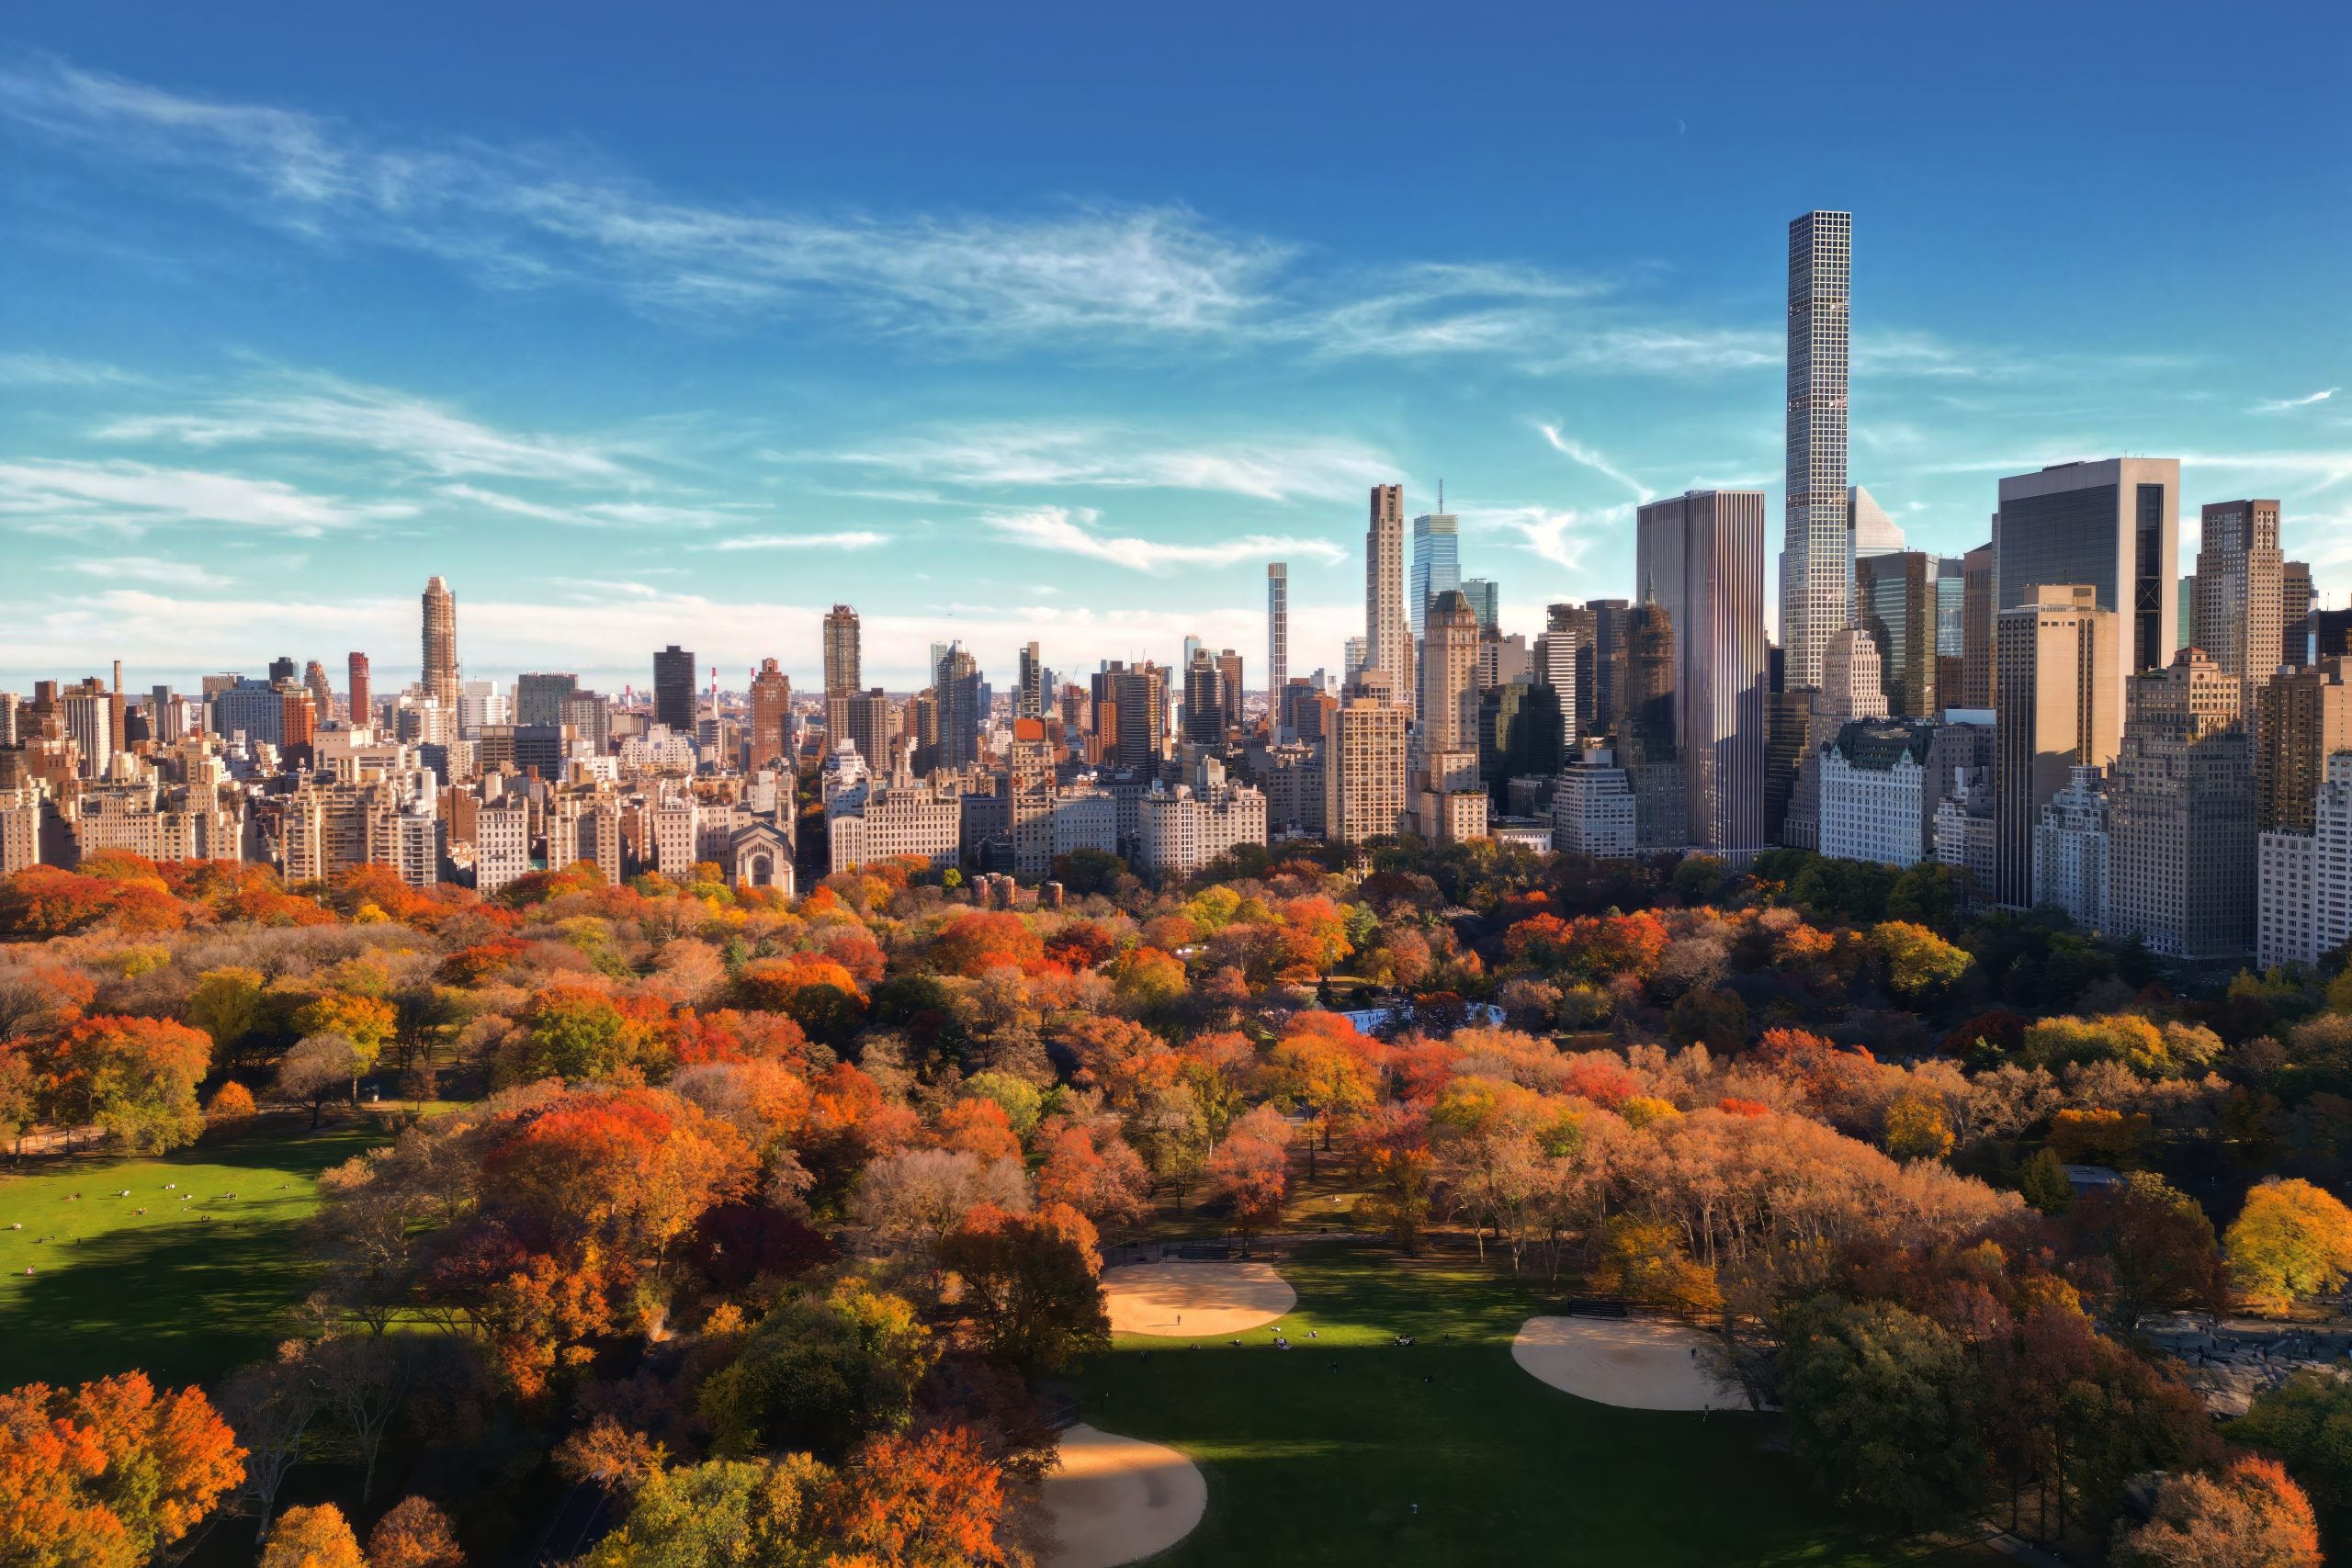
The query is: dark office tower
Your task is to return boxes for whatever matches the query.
[346,652,372,729]
[1994,458,2178,721]
[1636,489,1769,853]
[822,604,861,694]
[748,658,792,767]
[422,576,459,713]
[935,645,983,771]
[1589,599,1632,738]
[1017,642,1044,719]
[2284,561,2316,667]
[268,655,297,687]
[1183,649,1224,743]
[1960,540,1996,709]
[1621,604,1676,761]
[1765,680,1811,845]
[1855,550,1938,717]
[1478,681,1563,807]
[1935,556,1966,660]
[2315,607,2352,664]
[1781,209,1853,691]
[1541,604,1597,738]
[515,671,580,729]
[1216,649,1244,728]
[1092,660,1166,769]
[653,645,697,732]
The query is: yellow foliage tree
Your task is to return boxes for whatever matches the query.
[2226,1179,2352,1314]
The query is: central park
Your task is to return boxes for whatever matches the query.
[6,844,2352,1567]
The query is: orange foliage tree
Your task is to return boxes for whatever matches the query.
[0,1371,244,1568]
[38,1015,213,1152]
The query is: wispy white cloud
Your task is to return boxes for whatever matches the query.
[66,555,236,589]
[1535,423,1655,502]
[2253,388,2339,414]
[101,373,628,482]
[0,457,414,536]
[0,352,148,389]
[819,423,1396,503]
[703,531,891,551]
[982,505,1344,574]
[1460,502,1627,573]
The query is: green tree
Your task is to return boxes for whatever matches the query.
[2234,1370,2352,1512]
[698,1280,935,1461]
[2016,1147,2074,1213]
[1777,1295,1985,1529]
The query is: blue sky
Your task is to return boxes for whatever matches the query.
[4,3,2347,695]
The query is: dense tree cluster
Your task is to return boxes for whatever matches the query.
[6,836,2352,1557]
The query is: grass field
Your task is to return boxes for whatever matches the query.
[1077,1243,2004,1567]
[0,1120,388,1388]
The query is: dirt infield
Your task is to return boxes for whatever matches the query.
[1102,1259,1296,1337]
[1511,1314,1735,1411]
[1043,1423,1208,1568]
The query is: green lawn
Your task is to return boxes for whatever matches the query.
[1079,1244,2004,1567]
[0,1121,389,1388]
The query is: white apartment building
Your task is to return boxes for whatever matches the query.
[2257,752,2352,969]
[472,793,533,897]
[1817,721,1932,868]
[1552,746,1637,858]
[1138,782,1269,876]
[828,775,962,874]
[2034,764,2112,934]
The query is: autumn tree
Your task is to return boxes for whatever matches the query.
[0,1371,245,1568]
[2072,1173,2224,1328]
[1034,1122,1152,1232]
[38,1015,212,1152]
[2112,1455,2321,1568]
[937,1201,1110,1373]
[276,1033,369,1128]
[367,1495,465,1568]
[1874,920,1973,1003]
[2225,1179,2352,1315]
[259,1503,367,1568]
[1206,1107,1291,1254]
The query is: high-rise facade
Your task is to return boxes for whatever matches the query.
[1781,209,1852,690]
[1636,489,1770,854]
[1325,684,1408,846]
[1266,563,1288,736]
[935,644,983,772]
[1459,578,1499,630]
[515,671,579,729]
[1409,510,1460,641]
[1365,485,1411,700]
[1588,599,1632,738]
[822,604,861,742]
[2109,648,2254,958]
[1994,585,2121,908]
[2284,561,2316,666]
[346,652,371,731]
[1849,485,1904,560]
[2193,499,2284,691]
[1960,540,1996,709]
[2257,753,2352,970]
[421,576,459,715]
[1855,550,1938,717]
[1538,604,1598,739]
[2256,657,2352,833]
[303,661,335,726]
[748,658,792,767]
[1014,642,1044,720]
[653,645,697,733]
[1993,458,2179,721]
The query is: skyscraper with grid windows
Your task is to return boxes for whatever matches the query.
[1780,210,1851,691]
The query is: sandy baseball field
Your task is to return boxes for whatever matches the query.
[1511,1314,1735,1411]
[1102,1258,1296,1337]
[1043,1423,1208,1568]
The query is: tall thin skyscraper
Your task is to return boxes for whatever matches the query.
[345,652,371,730]
[1409,509,1461,640]
[935,644,983,771]
[1637,489,1770,853]
[1365,484,1411,701]
[1017,642,1044,719]
[421,576,458,715]
[1780,209,1852,690]
[823,605,861,694]
[653,645,696,732]
[1960,540,1996,709]
[2283,561,2316,666]
[2194,499,2284,691]
[1994,457,2179,724]
[1266,563,1288,736]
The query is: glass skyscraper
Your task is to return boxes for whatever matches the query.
[1410,512,1460,640]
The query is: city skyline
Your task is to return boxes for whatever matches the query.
[4,10,2350,694]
